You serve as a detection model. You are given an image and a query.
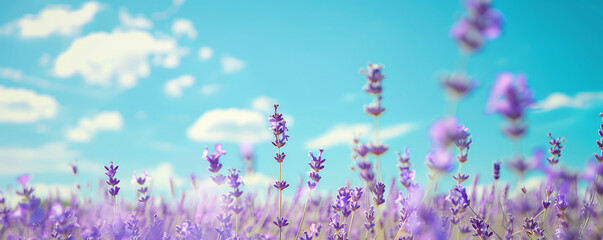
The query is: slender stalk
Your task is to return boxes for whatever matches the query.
[468,205,503,240]
[580,165,600,238]
[278,147,282,240]
[235,197,240,237]
[295,188,313,239]
[348,210,356,238]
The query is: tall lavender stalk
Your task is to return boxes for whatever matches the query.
[269,104,290,240]
[104,161,120,218]
[295,149,325,239]
[361,63,388,181]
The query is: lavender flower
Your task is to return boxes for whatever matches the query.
[595,113,603,163]
[441,73,478,98]
[470,217,493,239]
[493,161,501,180]
[451,0,504,53]
[547,133,565,165]
[397,148,416,188]
[372,182,386,206]
[487,72,534,139]
[360,63,385,95]
[203,144,226,173]
[307,149,326,189]
[105,161,120,197]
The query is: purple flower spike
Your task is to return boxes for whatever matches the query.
[372,182,386,206]
[594,113,603,163]
[360,63,385,95]
[273,216,289,229]
[493,161,501,180]
[487,72,533,121]
[470,217,493,239]
[364,95,386,117]
[354,144,370,158]
[451,0,504,53]
[274,180,289,191]
[369,142,389,156]
[546,133,565,166]
[203,145,226,173]
[104,161,120,197]
[441,73,478,98]
[269,104,290,148]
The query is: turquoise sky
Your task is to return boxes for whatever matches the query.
[1,0,602,197]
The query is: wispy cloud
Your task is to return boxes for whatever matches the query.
[187,108,270,143]
[1,2,101,38]
[221,56,246,74]
[306,123,416,149]
[534,92,603,112]
[198,46,214,61]
[165,74,195,97]
[251,96,278,114]
[119,8,153,29]
[66,111,124,142]
[53,29,185,89]
[0,85,58,123]
[0,143,78,175]
[171,18,197,40]
[306,123,371,149]
[200,84,220,95]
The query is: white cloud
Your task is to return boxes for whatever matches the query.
[147,162,185,192]
[66,111,124,142]
[306,123,416,149]
[200,84,220,95]
[251,96,278,114]
[0,67,24,81]
[164,74,195,97]
[0,142,79,175]
[380,123,416,141]
[187,108,270,143]
[198,46,213,61]
[306,123,371,149]
[53,29,183,89]
[221,56,245,74]
[535,92,603,112]
[0,85,58,123]
[119,8,153,29]
[171,19,197,39]
[1,2,101,38]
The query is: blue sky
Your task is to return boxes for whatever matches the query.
[0,0,602,197]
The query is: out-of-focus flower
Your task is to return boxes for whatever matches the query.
[372,182,386,206]
[364,95,385,117]
[487,72,533,121]
[17,174,30,188]
[360,63,385,95]
[425,149,454,173]
[368,142,389,156]
[451,0,504,53]
[441,73,478,98]
[429,117,471,148]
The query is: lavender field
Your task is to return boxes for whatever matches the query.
[1,0,603,239]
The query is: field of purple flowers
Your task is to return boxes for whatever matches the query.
[2,1,603,239]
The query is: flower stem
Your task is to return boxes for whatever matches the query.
[295,188,313,239]
[278,147,282,240]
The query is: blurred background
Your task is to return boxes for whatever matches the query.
[0,0,602,198]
